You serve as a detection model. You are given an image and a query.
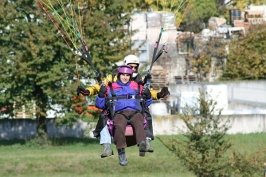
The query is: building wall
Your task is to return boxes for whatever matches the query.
[130,12,183,85]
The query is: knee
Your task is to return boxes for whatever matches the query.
[135,120,144,128]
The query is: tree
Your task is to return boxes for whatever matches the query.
[228,0,266,10]
[221,24,266,80]
[143,0,189,25]
[184,0,220,33]
[159,89,233,177]
[0,0,136,137]
[158,89,266,176]
[186,36,228,82]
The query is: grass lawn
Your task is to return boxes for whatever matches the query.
[0,133,265,177]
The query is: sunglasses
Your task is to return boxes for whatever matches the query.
[129,65,138,69]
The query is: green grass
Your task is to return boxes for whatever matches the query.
[0,133,265,177]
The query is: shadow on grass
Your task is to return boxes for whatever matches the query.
[0,139,27,146]
[0,137,99,146]
[50,137,99,146]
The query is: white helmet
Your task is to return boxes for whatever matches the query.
[123,55,140,78]
[123,55,140,65]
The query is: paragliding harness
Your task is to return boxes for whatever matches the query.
[105,81,147,146]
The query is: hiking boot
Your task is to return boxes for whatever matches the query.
[101,143,114,158]
[117,148,128,166]
[146,139,154,152]
[139,140,146,157]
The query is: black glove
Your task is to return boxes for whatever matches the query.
[157,87,170,99]
[77,86,90,96]
[143,73,152,85]
[143,87,151,99]
[98,85,107,98]
[95,72,102,84]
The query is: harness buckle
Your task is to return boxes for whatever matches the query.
[127,95,136,99]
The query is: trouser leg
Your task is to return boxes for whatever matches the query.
[114,113,128,149]
[93,111,108,138]
[99,125,113,158]
[144,108,154,152]
[100,125,111,145]
[130,112,146,144]
[144,108,154,140]
[130,112,146,156]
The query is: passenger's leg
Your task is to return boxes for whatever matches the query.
[130,112,146,157]
[99,125,113,158]
[114,113,128,166]
[114,113,128,149]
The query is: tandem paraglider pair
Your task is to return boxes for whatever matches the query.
[95,65,152,166]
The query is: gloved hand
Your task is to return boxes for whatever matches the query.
[77,86,90,96]
[157,87,170,99]
[143,87,151,99]
[143,73,152,85]
[98,85,107,98]
[95,72,102,84]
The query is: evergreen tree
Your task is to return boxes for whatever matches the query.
[0,0,136,136]
[159,89,233,177]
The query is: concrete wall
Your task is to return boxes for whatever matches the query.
[0,119,36,140]
[46,119,96,138]
[0,80,265,140]
[1,114,265,140]
[169,80,266,107]
[152,114,266,135]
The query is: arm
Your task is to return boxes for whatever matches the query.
[148,88,170,100]
[151,90,158,100]
[95,85,108,109]
[86,84,100,96]
[156,87,170,99]
[95,96,106,109]
[145,97,152,107]
[141,74,167,100]
[85,74,113,96]
[141,86,152,107]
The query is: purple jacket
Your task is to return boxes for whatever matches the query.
[96,80,152,112]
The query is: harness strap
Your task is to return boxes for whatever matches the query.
[115,110,139,125]
[106,82,147,119]
[136,84,144,114]
[107,81,116,119]
[106,95,143,100]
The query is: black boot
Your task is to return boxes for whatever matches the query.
[139,140,146,157]
[117,148,128,166]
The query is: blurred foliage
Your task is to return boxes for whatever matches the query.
[187,36,228,81]
[221,24,266,80]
